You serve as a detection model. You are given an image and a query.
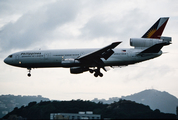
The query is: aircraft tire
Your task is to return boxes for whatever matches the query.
[99,73,103,77]
[89,69,94,73]
[28,73,31,77]
[94,73,98,77]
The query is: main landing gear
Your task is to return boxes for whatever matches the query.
[89,67,103,77]
[27,68,31,77]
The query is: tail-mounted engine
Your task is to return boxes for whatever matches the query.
[160,36,172,45]
[130,37,171,48]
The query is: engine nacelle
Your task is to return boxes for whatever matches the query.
[160,36,172,44]
[70,67,88,74]
[130,38,163,48]
[61,59,80,67]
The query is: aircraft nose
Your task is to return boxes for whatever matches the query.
[4,57,11,65]
[4,58,8,64]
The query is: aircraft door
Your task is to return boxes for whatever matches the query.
[44,53,50,60]
[15,55,20,64]
[15,55,19,60]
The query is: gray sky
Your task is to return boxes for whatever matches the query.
[0,0,178,100]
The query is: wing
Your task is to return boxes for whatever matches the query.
[76,42,122,71]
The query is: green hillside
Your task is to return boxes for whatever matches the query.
[2,99,176,119]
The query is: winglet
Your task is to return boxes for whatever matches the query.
[142,17,169,39]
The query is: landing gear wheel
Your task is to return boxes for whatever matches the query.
[99,73,103,77]
[89,69,94,73]
[27,68,31,77]
[27,73,31,77]
[94,73,98,77]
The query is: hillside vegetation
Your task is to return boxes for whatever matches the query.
[0,95,49,118]
[92,89,178,114]
[3,99,176,119]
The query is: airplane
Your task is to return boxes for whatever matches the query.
[4,17,172,77]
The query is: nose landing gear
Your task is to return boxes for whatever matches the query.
[27,68,31,77]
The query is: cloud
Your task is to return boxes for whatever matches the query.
[1,0,178,100]
[0,0,154,55]
[1,0,174,54]
[80,8,146,40]
[0,1,81,53]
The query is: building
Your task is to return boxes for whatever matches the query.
[50,111,101,120]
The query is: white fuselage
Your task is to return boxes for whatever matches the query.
[4,48,162,68]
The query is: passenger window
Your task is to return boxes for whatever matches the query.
[8,55,13,58]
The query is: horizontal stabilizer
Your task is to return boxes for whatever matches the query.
[138,42,168,54]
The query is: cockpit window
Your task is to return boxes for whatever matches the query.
[8,55,13,58]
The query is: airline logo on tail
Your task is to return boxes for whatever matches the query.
[142,17,169,39]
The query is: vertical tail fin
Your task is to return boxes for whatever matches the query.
[142,17,169,39]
